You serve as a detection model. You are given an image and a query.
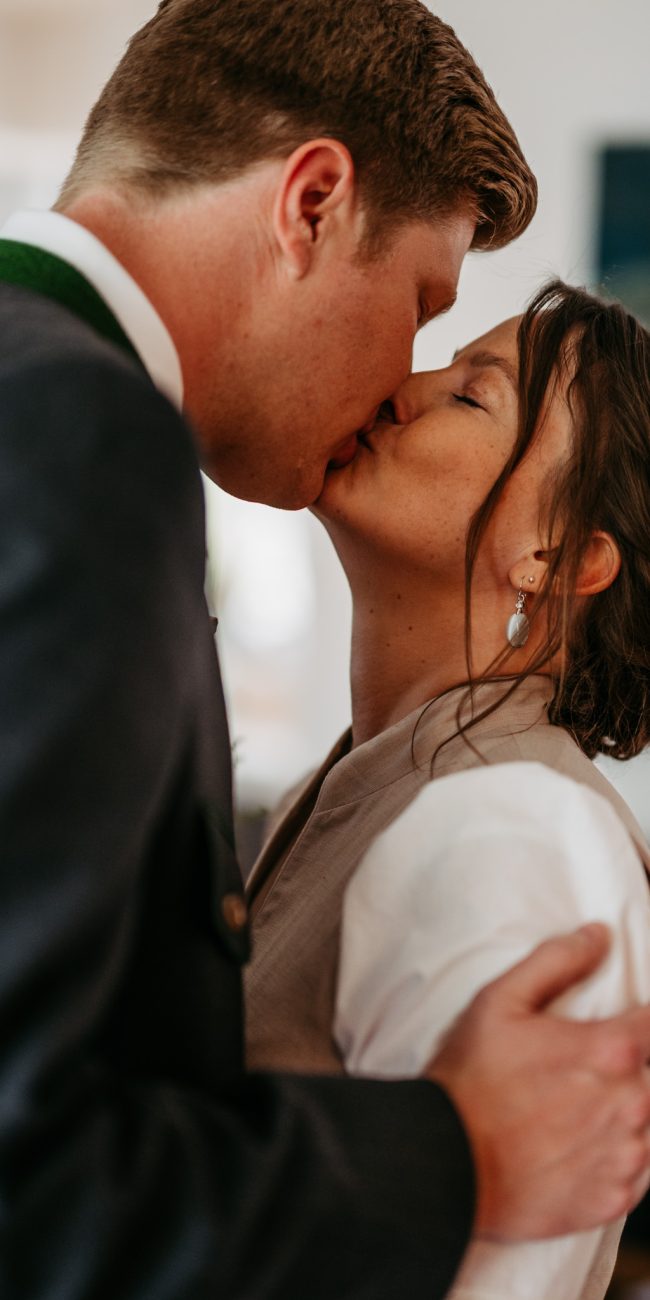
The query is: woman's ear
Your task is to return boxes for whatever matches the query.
[574,530,621,596]
[507,532,621,599]
[272,139,358,279]
[507,552,548,597]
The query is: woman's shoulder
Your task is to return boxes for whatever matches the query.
[349,761,650,941]
[403,758,644,859]
[336,762,650,1078]
[480,722,650,866]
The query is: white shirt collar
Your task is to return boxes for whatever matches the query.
[0,209,184,411]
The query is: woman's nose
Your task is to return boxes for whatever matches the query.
[389,370,440,425]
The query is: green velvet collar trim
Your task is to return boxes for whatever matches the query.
[0,238,144,368]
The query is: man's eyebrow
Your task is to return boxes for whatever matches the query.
[452,348,518,390]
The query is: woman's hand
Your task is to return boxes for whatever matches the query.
[429,923,650,1240]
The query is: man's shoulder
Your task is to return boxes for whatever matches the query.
[0,283,204,558]
[0,282,196,477]
[0,281,150,392]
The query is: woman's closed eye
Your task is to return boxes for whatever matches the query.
[453,392,484,411]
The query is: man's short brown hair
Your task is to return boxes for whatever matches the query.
[59,0,537,251]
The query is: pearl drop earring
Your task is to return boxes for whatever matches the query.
[506,577,534,648]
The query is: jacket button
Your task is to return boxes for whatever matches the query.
[221,893,248,933]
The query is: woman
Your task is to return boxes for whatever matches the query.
[244,282,650,1299]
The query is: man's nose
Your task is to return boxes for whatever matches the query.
[389,370,440,425]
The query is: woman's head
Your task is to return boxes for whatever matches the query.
[470,281,650,759]
[316,311,566,584]
[317,280,650,759]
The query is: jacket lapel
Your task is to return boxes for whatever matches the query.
[0,239,145,368]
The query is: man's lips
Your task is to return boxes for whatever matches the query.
[328,410,383,469]
[328,434,360,470]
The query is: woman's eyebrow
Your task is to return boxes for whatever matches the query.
[452,349,518,391]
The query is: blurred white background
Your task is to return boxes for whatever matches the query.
[1,0,649,826]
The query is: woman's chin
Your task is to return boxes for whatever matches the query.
[310,493,339,526]
[312,461,353,517]
[312,439,382,531]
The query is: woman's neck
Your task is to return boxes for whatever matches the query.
[349,572,525,748]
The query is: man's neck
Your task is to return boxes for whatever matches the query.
[2,205,184,409]
[61,180,268,447]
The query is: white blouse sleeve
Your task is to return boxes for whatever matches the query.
[334,762,650,1300]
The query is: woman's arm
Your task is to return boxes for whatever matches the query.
[335,761,650,1300]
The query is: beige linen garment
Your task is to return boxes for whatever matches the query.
[245,675,650,1075]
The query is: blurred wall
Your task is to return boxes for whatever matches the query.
[0,0,156,213]
[413,0,650,372]
[1,0,649,823]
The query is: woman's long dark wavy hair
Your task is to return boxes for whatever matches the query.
[461,279,650,761]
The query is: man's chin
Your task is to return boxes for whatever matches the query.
[264,462,338,512]
[200,459,324,511]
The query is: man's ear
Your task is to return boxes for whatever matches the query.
[272,139,358,279]
[574,530,621,596]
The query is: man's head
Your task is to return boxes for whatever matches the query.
[60,0,535,250]
[59,0,538,507]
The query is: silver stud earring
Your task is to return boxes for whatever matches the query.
[507,579,531,648]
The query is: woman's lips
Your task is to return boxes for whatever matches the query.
[359,418,395,451]
[328,409,384,469]
[328,434,360,469]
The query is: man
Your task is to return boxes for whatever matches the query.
[0,2,649,1297]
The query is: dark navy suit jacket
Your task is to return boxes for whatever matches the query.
[0,282,474,1299]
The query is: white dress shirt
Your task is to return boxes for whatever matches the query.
[0,209,184,411]
[335,761,650,1300]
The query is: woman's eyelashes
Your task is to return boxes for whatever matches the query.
[453,392,484,411]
